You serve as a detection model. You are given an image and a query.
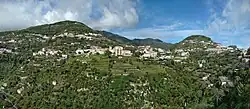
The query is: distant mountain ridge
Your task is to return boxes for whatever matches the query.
[100,31,173,49]
[0,20,225,50]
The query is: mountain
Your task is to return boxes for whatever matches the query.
[99,31,132,44]
[174,35,215,49]
[99,31,173,49]
[132,38,173,49]
[20,20,94,35]
[182,35,212,42]
[3,20,172,50]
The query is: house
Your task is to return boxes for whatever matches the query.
[62,54,68,59]
[157,48,165,53]
[109,46,133,56]
[8,39,16,43]
[76,49,84,55]
[159,55,173,59]
[0,48,12,54]
[141,51,157,58]
[122,50,133,56]
[175,49,184,53]
[85,33,102,37]
[180,52,189,57]
[174,60,182,62]
[113,46,124,56]
[75,34,86,38]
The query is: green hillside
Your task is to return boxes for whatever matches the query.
[182,35,212,42]
[21,20,94,35]
[0,21,249,109]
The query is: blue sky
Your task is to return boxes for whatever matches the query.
[0,0,250,48]
[110,0,250,48]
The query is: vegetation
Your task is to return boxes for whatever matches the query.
[0,21,249,108]
[132,38,173,49]
[182,35,212,42]
[21,20,93,36]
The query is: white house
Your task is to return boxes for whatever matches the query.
[122,50,133,56]
[181,52,189,57]
[109,46,133,56]
[76,49,84,55]
[141,51,157,58]
[113,46,124,56]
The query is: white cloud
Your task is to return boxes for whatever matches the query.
[206,0,250,34]
[90,0,138,30]
[205,0,250,48]
[0,0,139,31]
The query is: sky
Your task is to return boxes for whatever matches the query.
[0,0,250,48]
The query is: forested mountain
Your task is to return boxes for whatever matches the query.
[0,21,249,109]
[100,31,173,49]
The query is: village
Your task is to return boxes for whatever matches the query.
[29,32,241,63]
[1,31,243,63]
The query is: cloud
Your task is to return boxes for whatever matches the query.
[0,0,139,31]
[204,0,250,48]
[90,0,138,30]
[206,0,250,34]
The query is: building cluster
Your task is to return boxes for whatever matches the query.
[76,46,133,57]
[206,44,235,53]
[137,46,158,58]
[76,46,107,55]
[0,48,12,54]
[182,40,213,45]
[25,37,243,62]
[33,48,62,56]
[109,46,133,56]
[52,32,102,41]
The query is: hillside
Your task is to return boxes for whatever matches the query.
[182,35,212,42]
[132,38,173,49]
[21,20,94,35]
[99,31,173,50]
[0,21,250,108]
[99,31,132,44]
[1,20,172,50]
[173,35,215,50]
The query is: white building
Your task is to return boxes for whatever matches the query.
[109,46,133,56]
[0,48,12,54]
[113,46,124,56]
[141,51,157,58]
[8,39,16,43]
[76,49,84,55]
[122,50,133,56]
[181,52,189,57]
[157,48,165,53]
[175,49,184,53]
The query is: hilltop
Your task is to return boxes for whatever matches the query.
[182,35,212,42]
[22,20,93,35]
